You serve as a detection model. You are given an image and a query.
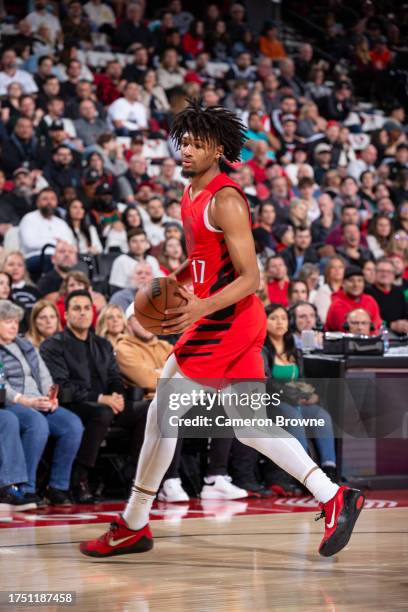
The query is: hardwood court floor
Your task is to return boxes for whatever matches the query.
[0,506,407,612]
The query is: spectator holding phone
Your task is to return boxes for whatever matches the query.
[0,300,83,506]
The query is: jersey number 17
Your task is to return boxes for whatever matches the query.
[191,259,206,283]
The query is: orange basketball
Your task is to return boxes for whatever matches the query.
[134,277,187,334]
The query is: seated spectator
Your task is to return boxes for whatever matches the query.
[2,117,45,178]
[90,133,128,177]
[282,226,318,278]
[265,254,289,306]
[114,2,152,51]
[297,176,320,223]
[40,97,76,141]
[333,176,363,215]
[0,410,40,510]
[0,300,83,506]
[312,255,346,323]
[1,250,41,313]
[144,196,177,247]
[362,259,376,287]
[298,263,320,301]
[336,222,373,268]
[345,308,374,336]
[65,79,106,122]
[108,82,148,136]
[43,145,82,199]
[96,304,128,349]
[117,154,150,205]
[253,202,277,251]
[273,224,294,253]
[19,188,75,279]
[26,299,61,348]
[325,266,382,333]
[326,204,362,249]
[262,304,337,493]
[289,300,323,350]
[110,261,153,313]
[319,80,352,122]
[269,176,292,222]
[247,141,275,184]
[366,214,394,260]
[40,290,125,503]
[259,22,287,60]
[311,193,338,254]
[93,60,123,107]
[66,199,103,255]
[109,228,162,289]
[74,99,109,147]
[37,240,79,296]
[0,167,36,229]
[366,258,408,335]
[312,142,334,184]
[347,144,378,183]
[0,48,38,97]
[387,230,408,262]
[287,279,309,306]
[55,271,106,328]
[288,199,310,229]
[158,237,186,275]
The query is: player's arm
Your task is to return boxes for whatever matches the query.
[168,258,191,285]
[162,188,259,333]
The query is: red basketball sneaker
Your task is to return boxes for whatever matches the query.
[79,515,153,558]
[317,486,365,557]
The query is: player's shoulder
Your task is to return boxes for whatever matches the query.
[214,185,246,206]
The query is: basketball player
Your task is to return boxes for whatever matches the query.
[80,101,364,558]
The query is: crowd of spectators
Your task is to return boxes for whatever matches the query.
[0,0,408,508]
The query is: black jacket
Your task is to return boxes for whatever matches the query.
[40,327,124,404]
[281,245,319,277]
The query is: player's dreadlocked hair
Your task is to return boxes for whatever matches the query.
[170,98,246,163]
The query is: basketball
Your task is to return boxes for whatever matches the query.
[134,277,187,334]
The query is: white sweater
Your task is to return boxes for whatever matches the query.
[19,210,76,258]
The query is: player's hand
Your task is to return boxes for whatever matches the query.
[161,286,208,334]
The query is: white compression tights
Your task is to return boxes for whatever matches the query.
[129,355,338,500]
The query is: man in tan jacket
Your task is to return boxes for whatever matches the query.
[115,314,189,503]
[115,315,172,400]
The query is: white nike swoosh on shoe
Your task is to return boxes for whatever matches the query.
[108,535,138,547]
[327,503,336,528]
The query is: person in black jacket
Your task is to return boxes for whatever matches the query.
[281,226,319,277]
[1,117,46,178]
[40,290,125,502]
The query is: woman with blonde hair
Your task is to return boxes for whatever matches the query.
[27,300,61,348]
[1,250,40,312]
[96,304,128,348]
[288,199,310,228]
[312,255,346,323]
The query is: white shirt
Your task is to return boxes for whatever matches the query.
[144,215,180,247]
[19,210,76,259]
[108,98,148,131]
[84,1,116,26]
[26,9,61,43]
[0,69,38,96]
[109,254,162,288]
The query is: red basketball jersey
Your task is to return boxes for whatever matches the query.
[173,173,266,381]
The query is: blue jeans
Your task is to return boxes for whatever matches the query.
[278,402,336,466]
[6,405,84,492]
[0,410,28,488]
